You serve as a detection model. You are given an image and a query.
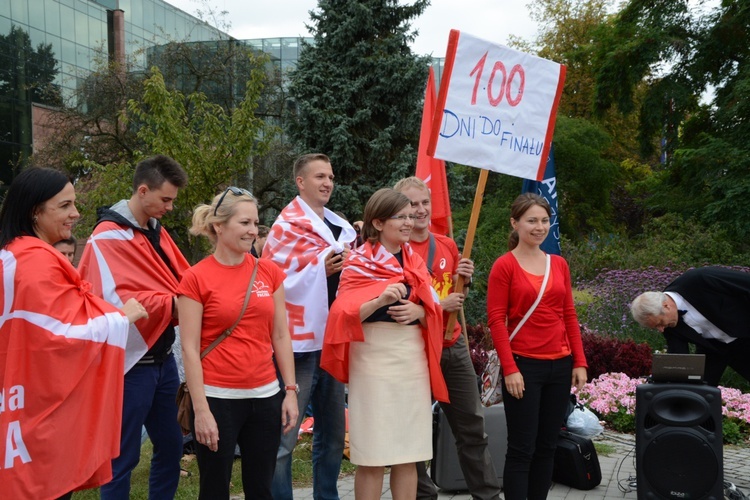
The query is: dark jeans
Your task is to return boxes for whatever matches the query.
[417,335,502,500]
[101,354,183,500]
[272,350,346,500]
[194,391,284,500]
[502,355,573,500]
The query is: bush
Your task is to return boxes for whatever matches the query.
[466,323,493,376]
[563,215,747,282]
[581,330,653,381]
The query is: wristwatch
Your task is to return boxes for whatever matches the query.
[285,384,300,394]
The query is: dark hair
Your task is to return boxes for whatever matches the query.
[133,155,188,191]
[362,188,411,244]
[508,193,552,251]
[293,153,330,180]
[53,236,76,246]
[257,225,270,238]
[0,168,71,249]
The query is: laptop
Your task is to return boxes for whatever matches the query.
[650,353,705,383]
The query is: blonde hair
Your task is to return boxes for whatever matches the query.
[190,189,257,246]
[393,176,429,194]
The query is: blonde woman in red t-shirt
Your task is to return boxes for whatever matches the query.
[486,193,587,500]
[177,188,298,500]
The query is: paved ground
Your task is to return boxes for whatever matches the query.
[293,430,750,499]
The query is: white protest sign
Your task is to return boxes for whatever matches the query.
[428,30,566,181]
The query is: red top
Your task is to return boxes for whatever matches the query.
[177,254,285,389]
[486,252,587,376]
[409,233,462,347]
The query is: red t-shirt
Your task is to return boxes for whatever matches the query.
[409,233,462,347]
[177,254,285,389]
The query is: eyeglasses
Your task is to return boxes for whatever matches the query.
[389,214,418,221]
[214,186,252,216]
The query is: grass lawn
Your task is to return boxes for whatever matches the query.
[72,433,357,499]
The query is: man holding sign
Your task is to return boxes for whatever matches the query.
[395,176,501,500]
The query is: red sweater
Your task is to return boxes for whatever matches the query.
[486,252,587,376]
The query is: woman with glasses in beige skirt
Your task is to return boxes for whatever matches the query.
[321,188,448,500]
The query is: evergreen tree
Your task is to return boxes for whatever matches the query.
[287,0,431,216]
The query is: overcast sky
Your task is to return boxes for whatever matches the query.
[163,0,540,57]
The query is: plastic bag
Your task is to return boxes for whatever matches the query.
[480,350,503,407]
[566,401,604,438]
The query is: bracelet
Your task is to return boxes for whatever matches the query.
[285,384,299,394]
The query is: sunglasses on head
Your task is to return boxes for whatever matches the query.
[214,186,252,216]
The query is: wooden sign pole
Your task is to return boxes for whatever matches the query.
[444,168,488,339]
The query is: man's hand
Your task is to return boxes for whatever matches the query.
[456,258,474,280]
[440,292,465,313]
[325,248,349,276]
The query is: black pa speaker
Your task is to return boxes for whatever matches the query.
[636,383,723,500]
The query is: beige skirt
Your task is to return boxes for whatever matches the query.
[348,321,432,466]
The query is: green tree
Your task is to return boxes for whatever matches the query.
[76,66,273,262]
[594,0,750,245]
[29,55,144,173]
[286,0,431,216]
[592,0,700,157]
[553,115,618,238]
[531,0,612,120]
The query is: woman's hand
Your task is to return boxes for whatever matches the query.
[504,371,525,399]
[378,283,407,306]
[387,299,425,324]
[571,367,587,393]
[193,407,219,452]
[121,298,148,324]
[281,392,299,435]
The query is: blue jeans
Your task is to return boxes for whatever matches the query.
[272,350,346,500]
[100,354,183,500]
[502,355,573,500]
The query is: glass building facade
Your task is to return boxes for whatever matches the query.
[1,0,434,190]
[0,0,224,187]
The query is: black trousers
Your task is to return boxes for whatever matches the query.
[502,355,573,500]
[193,391,284,500]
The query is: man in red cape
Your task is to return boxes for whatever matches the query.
[78,155,190,499]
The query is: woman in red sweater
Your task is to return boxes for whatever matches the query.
[486,193,587,499]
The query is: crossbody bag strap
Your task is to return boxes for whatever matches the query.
[509,253,551,342]
[200,257,259,360]
[426,233,436,275]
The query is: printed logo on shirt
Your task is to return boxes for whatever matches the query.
[432,272,454,300]
[439,258,446,270]
[253,280,272,298]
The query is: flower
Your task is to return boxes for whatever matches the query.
[577,372,750,443]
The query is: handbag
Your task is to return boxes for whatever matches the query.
[176,258,259,433]
[480,254,550,407]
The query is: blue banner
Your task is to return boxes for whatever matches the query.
[521,144,560,255]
